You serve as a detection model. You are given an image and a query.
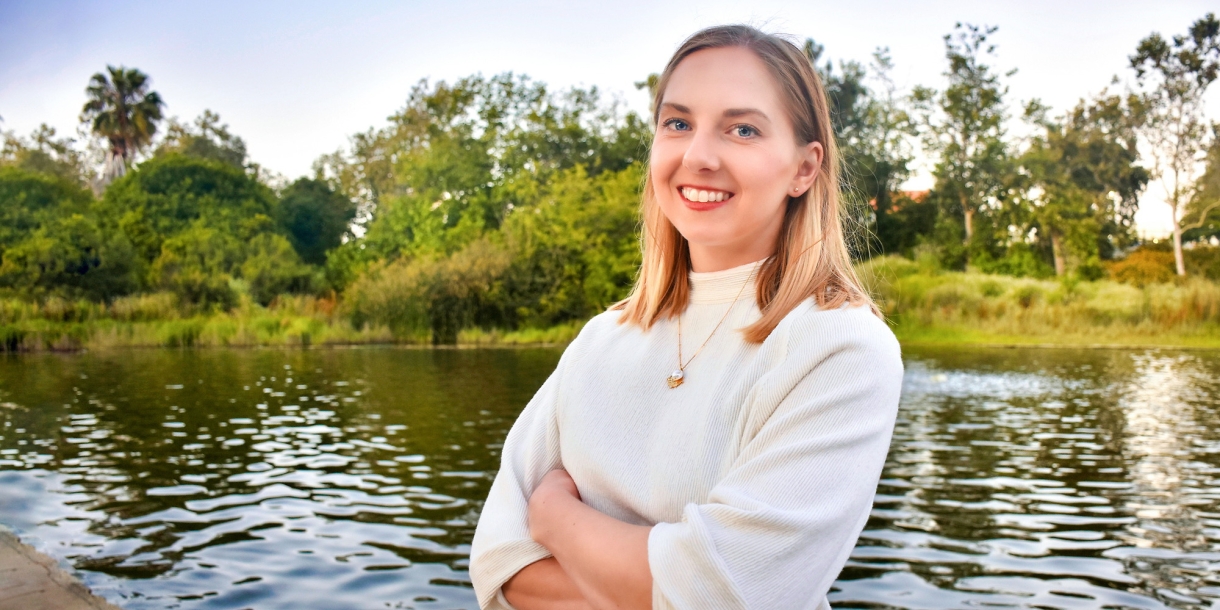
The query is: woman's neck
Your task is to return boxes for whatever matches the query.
[688,243,775,273]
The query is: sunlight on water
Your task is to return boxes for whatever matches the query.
[833,347,1220,609]
[1,346,1218,609]
[0,348,559,609]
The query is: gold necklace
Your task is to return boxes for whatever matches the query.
[666,268,754,389]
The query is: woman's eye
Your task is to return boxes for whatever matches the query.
[664,118,690,131]
[735,125,758,137]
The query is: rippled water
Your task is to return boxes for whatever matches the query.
[1,346,1218,609]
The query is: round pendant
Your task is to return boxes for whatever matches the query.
[666,369,685,389]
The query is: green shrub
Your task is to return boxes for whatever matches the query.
[1109,248,1176,286]
[1186,245,1220,280]
[240,234,315,306]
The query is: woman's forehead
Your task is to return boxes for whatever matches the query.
[661,46,785,116]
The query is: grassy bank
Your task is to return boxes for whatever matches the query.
[0,293,589,351]
[3,258,1219,351]
[859,256,1220,348]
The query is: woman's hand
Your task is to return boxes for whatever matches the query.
[524,468,653,610]
[528,469,581,547]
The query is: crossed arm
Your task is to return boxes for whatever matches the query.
[503,469,654,610]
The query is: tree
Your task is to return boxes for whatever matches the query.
[1,125,90,185]
[239,234,315,306]
[913,23,1012,260]
[149,224,238,309]
[155,110,248,169]
[276,177,357,265]
[1129,12,1220,275]
[0,213,139,300]
[98,154,277,265]
[0,167,92,256]
[804,40,916,257]
[318,74,649,275]
[0,168,139,300]
[1185,127,1220,240]
[1021,95,1149,276]
[80,65,165,184]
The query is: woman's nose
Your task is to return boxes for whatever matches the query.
[682,129,720,173]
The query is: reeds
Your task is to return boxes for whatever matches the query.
[857,255,1220,347]
[3,257,1217,351]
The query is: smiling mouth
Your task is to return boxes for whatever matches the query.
[680,187,734,203]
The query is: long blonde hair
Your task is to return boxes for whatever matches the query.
[615,24,878,343]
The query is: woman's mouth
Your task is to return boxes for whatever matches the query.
[679,186,734,210]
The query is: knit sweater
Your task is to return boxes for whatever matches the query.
[469,260,904,610]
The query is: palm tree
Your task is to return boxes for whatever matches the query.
[80,65,165,184]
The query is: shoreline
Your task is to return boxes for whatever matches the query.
[1,333,1218,354]
[0,527,121,610]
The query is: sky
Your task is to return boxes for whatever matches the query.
[2,0,1218,237]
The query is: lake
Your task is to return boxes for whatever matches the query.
[0,345,1217,609]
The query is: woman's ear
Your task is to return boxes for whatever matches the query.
[790,141,824,197]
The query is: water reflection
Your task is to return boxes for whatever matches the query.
[0,348,559,609]
[1,346,1219,608]
[834,347,1220,609]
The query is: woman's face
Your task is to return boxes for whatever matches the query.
[651,46,822,272]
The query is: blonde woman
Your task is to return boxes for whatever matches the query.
[470,25,903,610]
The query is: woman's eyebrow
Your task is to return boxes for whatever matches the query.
[723,108,770,122]
[659,102,691,114]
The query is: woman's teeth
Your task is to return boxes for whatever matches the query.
[681,187,731,203]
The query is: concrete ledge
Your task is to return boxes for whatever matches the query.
[0,528,121,610]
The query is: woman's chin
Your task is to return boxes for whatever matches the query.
[674,229,737,251]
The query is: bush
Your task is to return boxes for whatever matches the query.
[1108,249,1176,286]
[149,225,238,309]
[1186,245,1220,280]
[240,234,315,306]
[344,238,511,344]
[1012,284,1043,308]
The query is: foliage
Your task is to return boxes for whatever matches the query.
[1129,12,1220,275]
[805,41,916,258]
[1185,130,1220,240]
[239,233,316,306]
[345,163,642,343]
[1,125,91,186]
[0,168,139,301]
[1107,248,1177,286]
[314,73,649,278]
[345,238,511,343]
[0,213,139,300]
[496,164,642,328]
[912,23,1013,255]
[155,110,249,169]
[0,167,93,254]
[1020,94,1149,276]
[276,178,357,266]
[99,154,277,264]
[148,224,239,309]
[859,255,1220,346]
[80,65,165,183]
[10,21,1220,347]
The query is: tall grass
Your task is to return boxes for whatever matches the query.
[857,255,1220,347]
[4,257,1218,351]
[0,292,394,352]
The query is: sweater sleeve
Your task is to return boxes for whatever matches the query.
[468,348,568,610]
[647,313,903,610]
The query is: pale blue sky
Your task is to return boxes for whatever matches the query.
[2,0,1217,235]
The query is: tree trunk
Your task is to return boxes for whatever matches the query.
[1050,230,1066,276]
[1172,210,1186,276]
[962,195,974,241]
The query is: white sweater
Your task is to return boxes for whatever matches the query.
[469,260,904,609]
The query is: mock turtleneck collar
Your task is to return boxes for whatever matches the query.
[688,259,765,304]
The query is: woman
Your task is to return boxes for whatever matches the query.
[470,24,903,610]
